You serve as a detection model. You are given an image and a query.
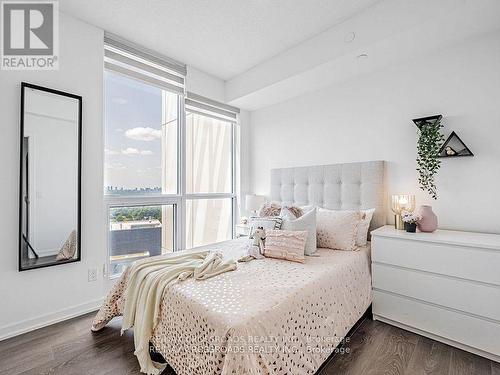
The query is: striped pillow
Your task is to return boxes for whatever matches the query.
[264,230,308,263]
[249,216,283,238]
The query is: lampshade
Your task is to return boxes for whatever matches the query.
[245,194,265,212]
[391,194,416,214]
[391,194,415,230]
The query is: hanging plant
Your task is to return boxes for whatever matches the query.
[416,119,445,199]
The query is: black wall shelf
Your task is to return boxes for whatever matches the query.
[412,115,474,158]
[438,131,474,158]
[412,115,442,129]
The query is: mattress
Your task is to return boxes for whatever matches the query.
[94,238,372,375]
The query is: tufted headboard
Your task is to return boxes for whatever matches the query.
[270,161,387,233]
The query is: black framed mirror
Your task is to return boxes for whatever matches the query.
[19,82,82,271]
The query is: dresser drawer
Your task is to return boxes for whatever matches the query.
[373,291,500,357]
[372,263,500,321]
[372,236,500,285]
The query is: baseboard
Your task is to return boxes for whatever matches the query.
[373,314,500,363]
[0,297,104,341]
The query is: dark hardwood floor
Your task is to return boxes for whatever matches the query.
[0,312,496,375]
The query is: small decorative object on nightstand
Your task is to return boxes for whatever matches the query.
[235,224,251,238]
[401,211,420,233]
[371,225,500,362]
[390,194,415,230]
[417,205,438,232]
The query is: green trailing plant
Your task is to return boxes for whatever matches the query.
[416,119,445,199]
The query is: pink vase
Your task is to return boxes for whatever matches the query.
[418,205,438,232]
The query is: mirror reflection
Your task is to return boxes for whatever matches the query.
[19,83,82,271]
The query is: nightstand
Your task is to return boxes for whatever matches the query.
[235,224,251,237]
[371,225,500,362]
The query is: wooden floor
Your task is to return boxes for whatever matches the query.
[0,312,497,375]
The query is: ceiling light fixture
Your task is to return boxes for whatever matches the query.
[344,32,356,43]
[357,53,368,59]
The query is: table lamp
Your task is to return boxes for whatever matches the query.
[391,194,415,230]
[245,194,265,216]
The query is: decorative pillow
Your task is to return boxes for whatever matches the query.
[260,202,303,218]
[281,207,317,256]
[356,208,375,246]
[259,202,282,217]
[264,230,308,263]
[56,230,77,260]
[316,209,361,251]
[249,216,283,238]
[282,205,303,218]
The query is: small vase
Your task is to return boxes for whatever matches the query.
[418,205,438,232]
[405,223,417,233]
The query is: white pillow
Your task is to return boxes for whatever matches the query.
[356,208,375,247]
[281,207,317,256]
[316,208,361,251]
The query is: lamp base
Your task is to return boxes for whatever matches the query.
[395,215,405,230]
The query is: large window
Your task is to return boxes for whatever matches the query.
[186,112,232,194]
[104,35,239,277]
[185,111,234,248]
[109,204,174,275]
[104,72,178,195]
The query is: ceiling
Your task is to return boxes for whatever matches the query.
[60,0,381,80]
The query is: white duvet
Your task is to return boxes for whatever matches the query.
[92,238,372,375]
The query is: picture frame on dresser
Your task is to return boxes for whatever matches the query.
[370,225,500,362]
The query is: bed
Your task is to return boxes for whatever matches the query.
[93,161,386,374]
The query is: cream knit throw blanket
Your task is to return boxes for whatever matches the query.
[120,250,237,375]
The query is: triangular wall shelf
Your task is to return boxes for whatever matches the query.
[438,131,474,158]
[412,115,442,129]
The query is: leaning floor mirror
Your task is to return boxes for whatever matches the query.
[19,82,82,271]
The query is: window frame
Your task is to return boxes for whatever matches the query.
[103,75,237,279]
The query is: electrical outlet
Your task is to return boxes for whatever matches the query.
[88,268,97,282]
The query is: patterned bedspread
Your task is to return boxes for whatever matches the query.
[92,238,372,375]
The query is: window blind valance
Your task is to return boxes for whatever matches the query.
[104,32,186,95]
[185,92,240,122]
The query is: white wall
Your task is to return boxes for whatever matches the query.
[0,13,106,339]
[249,30,500,234]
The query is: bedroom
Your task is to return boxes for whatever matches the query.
[0,0,499,374]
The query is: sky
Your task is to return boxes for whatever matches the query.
[104,71,166,190]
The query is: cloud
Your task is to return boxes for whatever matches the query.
[122,147,140,155]
[121,148,154,156]
[112,97,127,105]
[125,127,161,141]
[105,148,119,155]
[105,162,125,170]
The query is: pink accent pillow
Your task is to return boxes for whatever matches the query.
[264,230,308,263]
[316,208,361,251]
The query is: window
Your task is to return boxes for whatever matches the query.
[184,94,239,248]
[104,71,178,195]
[104,34,240,277]
[186,112,232,194]
[185,198,233,249]
[109,204,174,275]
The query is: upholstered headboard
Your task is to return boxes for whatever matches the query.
[270,161,387,232]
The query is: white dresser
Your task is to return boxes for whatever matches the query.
[371,225,500,362]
